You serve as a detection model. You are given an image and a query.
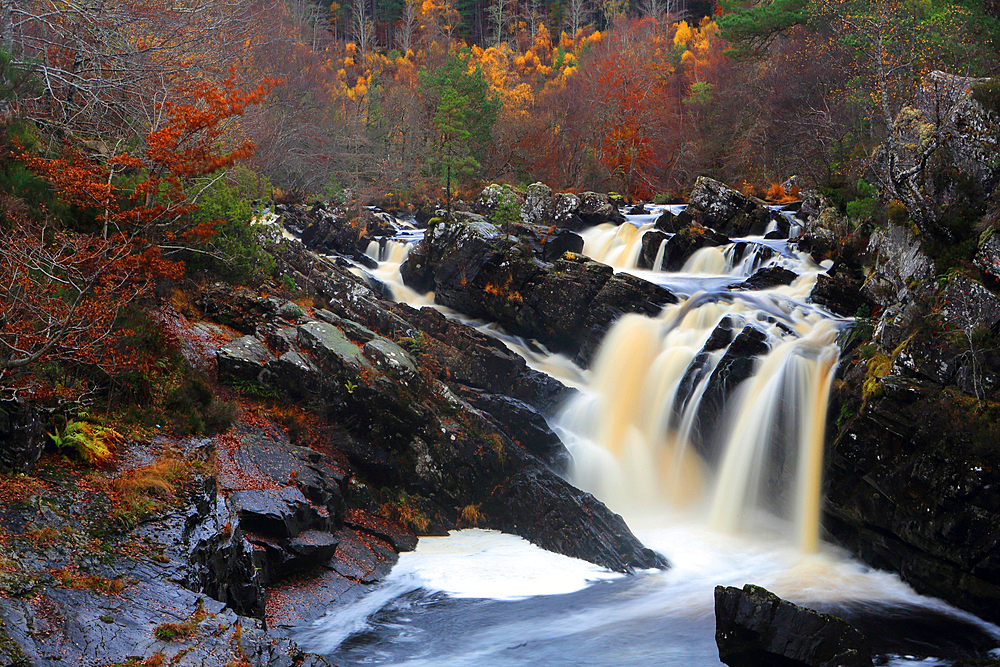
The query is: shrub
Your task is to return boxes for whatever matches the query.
[47,421,121,465]
[183,166,276,284]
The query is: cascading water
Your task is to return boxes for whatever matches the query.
[301,205,1000,666]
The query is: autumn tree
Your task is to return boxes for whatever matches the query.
[2,73,275,397]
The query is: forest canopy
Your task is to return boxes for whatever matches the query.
[2,0,999,399]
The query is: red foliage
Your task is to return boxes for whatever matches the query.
[3,74,277,396]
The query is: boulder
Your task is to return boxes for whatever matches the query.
[216,335,276,384]
[729,267,798,291]
[0,399,45,474]
[639,229,670,269]
[654,208,690,233]
[229,486,328,539]
[578,191,625,226]
[476,183,525,219]
[715,584,872,667]
[521,182,554,224]
[513,222,585,262]
[809,274,875,317]
[686,176,771,237]
[552,192,586,230]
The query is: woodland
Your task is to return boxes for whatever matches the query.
[1,0,1000,481]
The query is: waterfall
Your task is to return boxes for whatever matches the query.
[579,222,653,269]
[556,283,841,553]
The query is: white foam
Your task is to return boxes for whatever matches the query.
[387,529,623,600]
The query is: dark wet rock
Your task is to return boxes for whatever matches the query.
[639,229,670,269]
[826,374,1000,625]
[575,270,679,363]
[321,527,397,583]
[185,480,269,618]
[391,304,572,413]
[975,232,1000,281]
[655,208,691,233]
[401,225,676,365]
[217,336,276,384]
[628,203,648,215]
[654,224,731,272]
[704,317,735,351]
[0,559,328,667]
[229,486,329,539]
[729,267,798,291]
[216,307,659,574]
[458,389,569,470]
[792,191,851,263]
[767,213,792,238]
[686,176,771,237]
[715,584,872,667]
[0,398,45,474]
[513,222,585,262]
[483,467,668,572]
[693,326,770,452]
[809,274,875,317]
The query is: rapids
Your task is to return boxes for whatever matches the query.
[304,206,1000,665]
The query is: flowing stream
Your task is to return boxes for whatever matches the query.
[303,207,1000,665]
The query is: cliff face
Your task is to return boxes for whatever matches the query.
[814,73,1000,624]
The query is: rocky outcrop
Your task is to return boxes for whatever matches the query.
[183,420,413,623]
[826,375,1000,626]
[210,266,667,574]
[975,230,1000,281]
[826,223,1000,625]
[278,203,394,267]
[862,223,936,307]
[715,584,872,667]
[473,183,624,230]
[400,220,677,365]
[0,435,334,667]
[686,176,774,238]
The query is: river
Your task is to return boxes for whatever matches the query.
[298,205,1000,666]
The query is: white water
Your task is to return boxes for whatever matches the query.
[301,206,1000,665]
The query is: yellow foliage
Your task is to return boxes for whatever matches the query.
[674,20,693,46]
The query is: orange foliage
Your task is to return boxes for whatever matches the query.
[4,74,274,395]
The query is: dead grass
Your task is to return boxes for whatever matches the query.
[459,504,484,526]
[51,566,128,594]
[110,458,193,527]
